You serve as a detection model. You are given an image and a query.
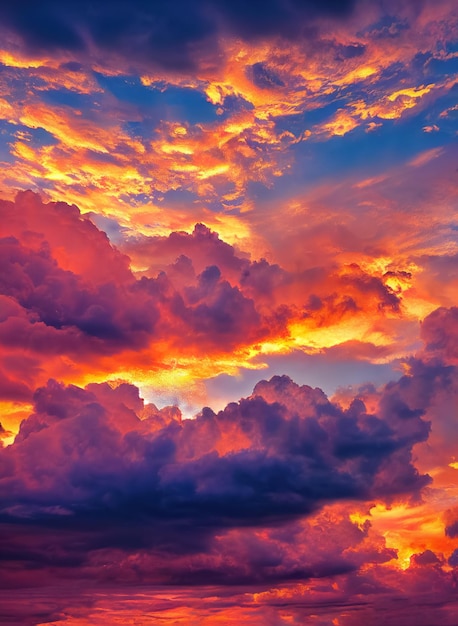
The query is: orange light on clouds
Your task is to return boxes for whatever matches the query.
[368,501,458,570]
[1,2,458,624]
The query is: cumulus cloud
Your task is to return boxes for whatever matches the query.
[0,193,279,397]
[0,235,157,346]
[0,371,432,588]
[2,191,415,404]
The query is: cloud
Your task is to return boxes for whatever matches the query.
[0,193,281,398]
[0,370,431,589]
[0,235,158,344]
[1,308,457,618]
[421,306,458,364]
[3,189,455,411]
[0,0,356,71]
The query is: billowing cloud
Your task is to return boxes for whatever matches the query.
[0,193,277,404]
[3,190,427,415]
[1,349,458,624]
[2,374,430,522]
[0,368,432,594]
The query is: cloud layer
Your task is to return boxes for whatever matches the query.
[0,0,457,623]
[0,0,356,70]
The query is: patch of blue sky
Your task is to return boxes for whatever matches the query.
[0,121,17,161]
[86,212,126,245]
[159,188,200,207]
[200,195,244,216]
[217,93,254,120]
[356,14,409,39]
[0,67,49,102]
[424,55,458,78]
[94,73,219,124]
[245,180,275,204]
[445,39,458,54]
[274,101,349,138]
[332,62,409,105]
[412,47,458,76]
[260,351,403,397]
[363,61,409,90]
[119,192,153,206]
[268,61,411,140]
[221,195,245,212]
[311,109,450,163]
[158,189,237,217]
[27,125,59,147]
[204,351,402,411]
[273,62,411,136]
[0,121,57,160]
[421,84,458,131]
[247,108,455,204]
[39,87,100,111]
[85,149,125,164]
[123,120,154,142]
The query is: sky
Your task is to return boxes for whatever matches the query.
[0,0,457,624]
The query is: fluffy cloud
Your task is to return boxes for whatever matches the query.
[2,191,414,405]
[0,370,431,589]
[0,193,275,398]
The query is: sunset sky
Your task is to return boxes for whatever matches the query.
[0,0,457,624]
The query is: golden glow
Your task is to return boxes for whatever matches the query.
[0,401,33,444]
[197,164,230,179]
[369,502,456,569]
[335,65,378,85]
[0,50,51,69]
[0,13,454,232]
[289,317,392,353]
[321,109,360,137]
[387,84,434,102]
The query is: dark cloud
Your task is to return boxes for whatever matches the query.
[177,265,263,346]
[0,0,356,71]
[1,326,457,617]
[0,372,430,586]
[448,549,458,566]
[445,517,458,538]
[125,224,402,322]
[248,62,286,89]
[335,42,366,60]
[125,223,248,283]
[410,549,442,567]
[0,236,156,341]
[126,224,290,306]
